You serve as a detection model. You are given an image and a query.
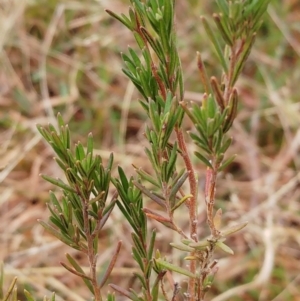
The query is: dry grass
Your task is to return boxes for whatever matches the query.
[1,0,300,300]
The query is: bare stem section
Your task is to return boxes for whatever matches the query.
[83,199,102,301]
[175,127,198,301]
[205,165,220,238]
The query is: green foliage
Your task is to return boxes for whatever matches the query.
[111,168,165,300]
[107,1,269,299]
[1,0,270,300]
[37,116,115,251]
[36,115,121,300]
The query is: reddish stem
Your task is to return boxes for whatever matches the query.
[175,127,198,301]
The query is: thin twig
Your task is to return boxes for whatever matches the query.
[99,241,122,288]
[60,262,92,281]
[224,43,237,105]
[77,187,102,301]
[204,166,220,238]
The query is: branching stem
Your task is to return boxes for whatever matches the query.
[78,187,102,301]
[175,127,198,301]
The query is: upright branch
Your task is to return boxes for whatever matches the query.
[175,126,198,301]
[105,1,270,301]
[37,115,120,301]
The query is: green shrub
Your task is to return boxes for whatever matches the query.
[1,1,270,300]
